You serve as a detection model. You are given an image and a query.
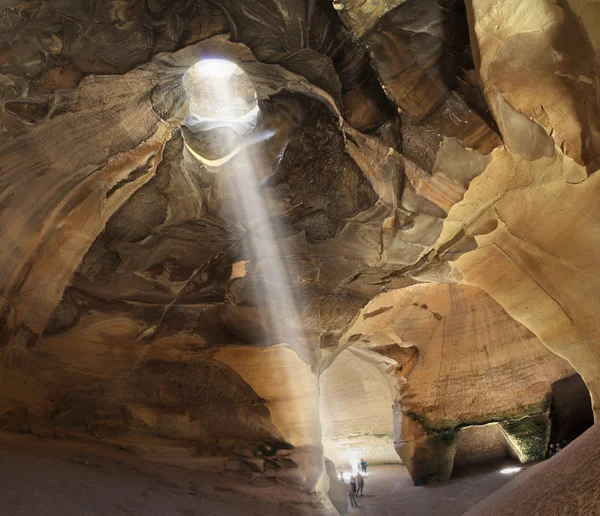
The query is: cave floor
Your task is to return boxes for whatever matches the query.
[0,430,535,516]
[344,462,532,516]
[0,431,328,516]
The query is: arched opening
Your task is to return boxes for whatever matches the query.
[181,58,259,166]
[182,59,258,122]
[319,347,400,473]
[323,283,576,489]
[549,373,594,446]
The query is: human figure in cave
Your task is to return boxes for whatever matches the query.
[356,471,365,496]
[360,458,368,476]
[348,476,359,507]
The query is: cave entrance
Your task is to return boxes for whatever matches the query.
[181,58,259,165]
[549,373,594,445]
[182,58,258,122]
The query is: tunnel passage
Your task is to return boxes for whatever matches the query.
[453,424,513,469]
[549,373,594,445]
[319,347,400,470]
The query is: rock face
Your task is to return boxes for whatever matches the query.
[342,284,572,426]
[1,0,599,505]
[333,283,572,483]
[453,423,512,469]
[319,348,400,469]
[465,422,600,516]
[0,430,331,516]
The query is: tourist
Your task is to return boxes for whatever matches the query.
[360,458,368,476]
[556,442,562,452]
[348,476,359,508]
[548,443,555,456]
[339,471,345,483]
[562,440,569,448]
[356,471,365,496]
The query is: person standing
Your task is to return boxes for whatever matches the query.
[348,476,359,508]
[360,458,368,476]
[339,471,345,483]
[356,471,365,496]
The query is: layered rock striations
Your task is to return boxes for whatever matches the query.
[330,283,572,483]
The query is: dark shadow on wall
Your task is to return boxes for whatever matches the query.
[550,373,594,444]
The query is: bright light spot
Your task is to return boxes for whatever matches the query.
[183,58,258,122]
[182,58,260,165]
[347,451,360,476]
[192,58,238,79]
[500,467,522,474]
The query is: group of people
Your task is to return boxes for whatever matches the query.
[339,459,368,508]
[548,439,569,456]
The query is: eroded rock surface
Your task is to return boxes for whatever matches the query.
[466,422,600,516]
[331,283,572,482]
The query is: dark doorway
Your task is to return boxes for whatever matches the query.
[550,373,594,444]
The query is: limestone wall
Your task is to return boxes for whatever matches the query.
[454,423,509,469]
[319,349,400,468]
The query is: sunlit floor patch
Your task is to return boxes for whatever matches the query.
[499,466,522,474]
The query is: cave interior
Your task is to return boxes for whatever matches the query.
[1,0,600,514]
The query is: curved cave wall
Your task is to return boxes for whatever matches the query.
[0,0,599,499]
[333,283,574,483]
[319,347,400,468]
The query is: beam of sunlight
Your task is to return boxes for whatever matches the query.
[184,59,326,496]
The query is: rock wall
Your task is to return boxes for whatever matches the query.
[422,0,600,420]
[454,423,510,469]
[334,283,573,482]
[465,422,600,516]
[319,348,400,468]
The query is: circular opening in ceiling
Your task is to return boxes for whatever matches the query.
[183,58,258,122]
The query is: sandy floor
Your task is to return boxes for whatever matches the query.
[0,432,329,516]
[342,461,530,516]
[0,430,538,516]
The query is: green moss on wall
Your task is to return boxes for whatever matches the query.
[405,392,552,435]
[500,414,550,463]
[410,430,459,486]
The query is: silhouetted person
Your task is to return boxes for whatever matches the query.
[356,471,365,496]
[339,471,345,483]
[348,476,358,507]
[360,458,367,476]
